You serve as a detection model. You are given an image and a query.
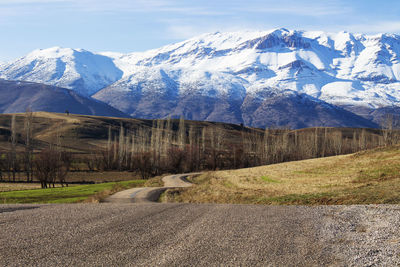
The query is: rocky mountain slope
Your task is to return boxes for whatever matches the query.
[0,79,128,117]
[1,28,399,128]
[0,47,122,96]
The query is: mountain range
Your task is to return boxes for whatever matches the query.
[1,28,400,128]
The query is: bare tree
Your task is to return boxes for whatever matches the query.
[34,130,72,188]
[113,135,118,167]
[178,116,185,149]
[34,148,57,188]
[57,151,71,187]
[133,152,153,179]
[352,131,358,152]
[359,128,367,150]
[10,114,17,182]
[118,123,125,170]
[0,154,4,181]
[163,117,172,158]
[166,147,186,173]
[381,114,394,146]
[332,130,343,155]
[24,110,34,182]
[321,127,328,157]
[107,125,112,169]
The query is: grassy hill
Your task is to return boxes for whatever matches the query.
[0,111,384,154]
[162,145,400,205]
[0,112,252,154]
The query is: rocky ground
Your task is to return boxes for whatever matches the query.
[319,205,400,266]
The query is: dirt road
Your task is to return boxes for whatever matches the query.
[104,173,197,203]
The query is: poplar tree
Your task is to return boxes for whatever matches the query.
[178,116,185,149]
[24,110,33,182]
[107,125,112,169]
[10,115,17,182]
[118,123,125,169]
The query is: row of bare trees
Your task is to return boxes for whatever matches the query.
[1,112,399,182]
[83,116,398,179]
[0,113,33,182]
[0,113,71,188]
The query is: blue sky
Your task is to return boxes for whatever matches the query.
[1,0,400,61]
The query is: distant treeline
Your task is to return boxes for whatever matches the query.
[0,112,399,188]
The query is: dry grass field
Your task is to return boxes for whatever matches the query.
[1,171,141,186]
[0,182,43,192]
[162,145,400,205]
[66,171,140,183]
[0,111,395,205]
[0,111,251,154]
[0,112,152,153]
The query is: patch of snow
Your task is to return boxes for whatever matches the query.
[0,47,123,96]
[1,29,400,109]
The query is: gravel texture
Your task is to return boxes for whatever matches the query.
[319,205,400,267]
[0,203,399,266]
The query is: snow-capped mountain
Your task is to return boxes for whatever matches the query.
[0,47,122,96]
[98,29,400,108]
[1,28,400,128]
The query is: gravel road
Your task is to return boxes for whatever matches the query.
[103,173,198,203]
[1,203,399,266]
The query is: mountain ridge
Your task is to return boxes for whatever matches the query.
[0,47,122,96]
[0,79,129,118]
[1,28,400,128]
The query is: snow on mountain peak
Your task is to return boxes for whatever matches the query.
[96,29,400,113]
[1,29,400,111]
[0,46,122,96]
[28,46,76,58]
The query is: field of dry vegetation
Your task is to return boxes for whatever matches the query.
[1,112,395,185]
[161,145,400,205]
[1,111,399,205]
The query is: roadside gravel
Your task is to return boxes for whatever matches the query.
[0,204,399,266]
[319,205,400,266]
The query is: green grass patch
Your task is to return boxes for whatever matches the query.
[353,164,400,183]
[258,179,400,205]
[0,180,146,204]
[261,176,281,183]
[224,180,236,188]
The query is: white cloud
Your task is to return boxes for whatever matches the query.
[166,25,206,39]
[77,0,229,16]
[0,0,226,15]
[235,1,352,17]
[345,21,400,34]
[0,0,230,24]
[165,20,277,40]
[0,0,351,19]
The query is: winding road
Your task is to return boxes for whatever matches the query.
[103,173,196,203]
